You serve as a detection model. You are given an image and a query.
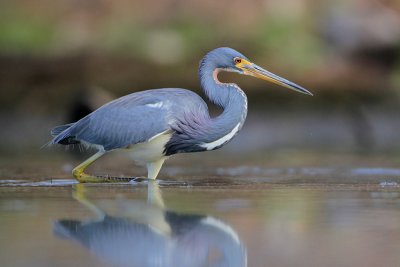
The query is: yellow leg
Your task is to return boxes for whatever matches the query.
[146,158,166,180]
[72,151,105,183]
[72,151,133,183]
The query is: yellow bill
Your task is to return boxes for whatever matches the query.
[235,58,313,96]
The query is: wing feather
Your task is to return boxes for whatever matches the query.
[61,88,208,151]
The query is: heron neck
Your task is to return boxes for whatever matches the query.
[199,66,248,135]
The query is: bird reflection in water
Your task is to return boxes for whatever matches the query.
[54,182,247,267]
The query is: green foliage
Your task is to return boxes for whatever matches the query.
[255,17,324,70]
[0,16,54,53]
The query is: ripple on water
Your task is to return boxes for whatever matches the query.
[1,167,400,187]
[351,168,400,176]
[0,179,78,187]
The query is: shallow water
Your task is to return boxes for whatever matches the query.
[2,162,400,267]
[2,152,400,267]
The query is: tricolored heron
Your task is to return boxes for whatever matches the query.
[50,47,312,182]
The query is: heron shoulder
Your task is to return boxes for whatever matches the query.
[96,88,207,114]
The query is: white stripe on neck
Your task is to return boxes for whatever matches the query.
[200,123,241,150]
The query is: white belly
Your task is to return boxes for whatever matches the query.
[124,132,172,164]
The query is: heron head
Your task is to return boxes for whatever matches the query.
[210,47,312,96]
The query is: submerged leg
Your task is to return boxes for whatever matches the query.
[147,180,165,208]
[73,184,105,219]
[146,158,166,180]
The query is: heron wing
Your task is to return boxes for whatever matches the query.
[73,102,170,151]
[65,88,208,151]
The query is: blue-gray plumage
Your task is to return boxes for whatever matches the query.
[50,47,312,182]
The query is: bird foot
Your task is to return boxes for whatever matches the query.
[72,169,137,183]
[129,177,156,183]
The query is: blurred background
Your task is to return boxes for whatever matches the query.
[0,0,400,169]
[2,2,400,266]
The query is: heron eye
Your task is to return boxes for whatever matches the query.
[234,58,242,64]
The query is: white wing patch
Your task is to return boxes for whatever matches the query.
[148,129,170,142]
[200,123,241,151]
[146,102,163,108]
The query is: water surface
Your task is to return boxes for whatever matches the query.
[2,164,400,267]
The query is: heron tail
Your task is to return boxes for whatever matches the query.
[51,123,74,137]
[50,123,80,145]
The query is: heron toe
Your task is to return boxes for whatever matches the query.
[72,169,110,183]
[72,169,137,183]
